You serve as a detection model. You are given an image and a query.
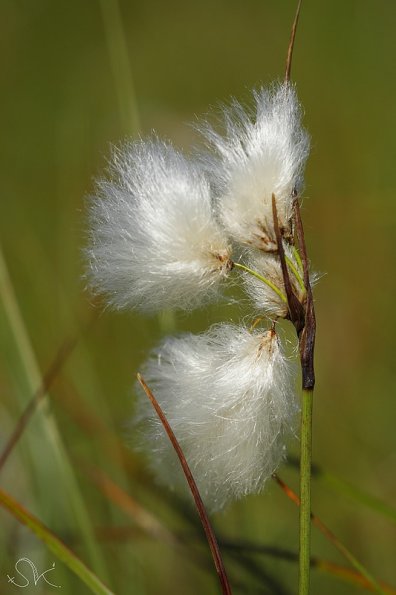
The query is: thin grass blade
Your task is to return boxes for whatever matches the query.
[0,488,114,595]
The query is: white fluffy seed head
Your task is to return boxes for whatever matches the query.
[243,243,306,318]
[86,138,232,312]
[201,83,310,251]
[134,324,297,512]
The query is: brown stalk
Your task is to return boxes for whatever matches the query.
[272,194,315,389]
[272,194,304,333]
[0,335,78,471]
[285,0,303,83]
[293,197,316,389]
[137,373,232,595]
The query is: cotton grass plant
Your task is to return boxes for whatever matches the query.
[2,3,395,595]
[86,6,318,593]
[87,83,313,487]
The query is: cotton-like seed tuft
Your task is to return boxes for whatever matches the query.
[201,83,310,251]
[243,243,306,318]
[134,324,297,511]
[86,138,232,312]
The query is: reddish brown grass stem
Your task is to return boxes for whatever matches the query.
[293,198,316,390]
[285,0,303,83]
[272,194,305,333]
[137,373,232,595]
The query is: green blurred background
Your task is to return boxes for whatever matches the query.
[1,0,395,593]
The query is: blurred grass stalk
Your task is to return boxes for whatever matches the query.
[0,243,108,580]
[99,0,177,338]
[99,0,140,136]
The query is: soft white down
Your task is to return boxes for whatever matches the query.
[86,138,232,312]
[201,83,310,251]
[134,324,297,511]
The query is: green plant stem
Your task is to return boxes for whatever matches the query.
[233,262,287,303]
[299,387,313,595]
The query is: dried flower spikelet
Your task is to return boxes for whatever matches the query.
[134,324,297,512]
[243,243,306,318]
[201,83,310,251]
[86,138,232,312]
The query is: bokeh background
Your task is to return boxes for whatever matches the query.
[1,1,395,593]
